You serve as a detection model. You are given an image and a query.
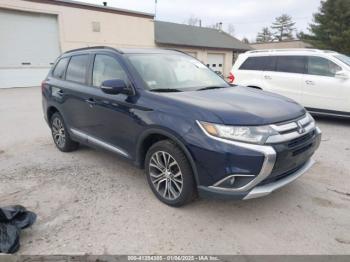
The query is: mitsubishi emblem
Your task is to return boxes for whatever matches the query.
[297,121,306,134]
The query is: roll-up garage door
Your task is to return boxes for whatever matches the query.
[207,53,224,75]
[0,9,60,88]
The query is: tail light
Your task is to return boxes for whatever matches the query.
[228,72,235,83]
[41,80,46,92]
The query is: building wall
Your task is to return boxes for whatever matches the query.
[250,40,313,50]
[156,44,234,78]
[0,0,156,52]
[0,0,155,87]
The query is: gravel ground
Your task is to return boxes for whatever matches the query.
[0,87,350,255]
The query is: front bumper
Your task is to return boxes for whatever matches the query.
[197,125,321,200]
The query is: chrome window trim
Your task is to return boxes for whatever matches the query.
[196,120,277,192]
[70,128,130,158]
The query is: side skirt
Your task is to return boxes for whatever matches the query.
[70,128,130,158]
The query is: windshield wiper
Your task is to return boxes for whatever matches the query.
[196,86,227,91]
[150,88,182,93]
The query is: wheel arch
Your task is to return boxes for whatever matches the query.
[136,128,199,185]
[47,106,60,123]
[247,85,262,90]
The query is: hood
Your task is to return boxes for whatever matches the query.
[159,86,306,125]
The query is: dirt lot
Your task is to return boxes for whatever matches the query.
[0,87,350,255]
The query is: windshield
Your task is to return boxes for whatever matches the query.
[334,54,350,67]
[127,53,229,91]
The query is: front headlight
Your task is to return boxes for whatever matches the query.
[198,121,279,145]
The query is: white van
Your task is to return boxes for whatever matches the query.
[230,49,350,117]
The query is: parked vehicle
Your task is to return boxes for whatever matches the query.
[42,47,321,206]
[230,49,350,118]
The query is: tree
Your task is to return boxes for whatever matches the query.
[242,37,250,44]
[306,0,350,54]
[186,15,200,26]
[256,27,273,43]
[271,14,296,41]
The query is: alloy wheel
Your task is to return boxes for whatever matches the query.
[52,117,66,148]
[149,151,183,200]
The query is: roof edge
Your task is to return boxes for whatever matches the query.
[24,0,154,18]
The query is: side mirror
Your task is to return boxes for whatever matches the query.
[101,79,127,95]
[335,70,349,79]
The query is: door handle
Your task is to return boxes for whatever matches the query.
[264,75,272,80]
[305,80,315,85]
[85,98,96,106]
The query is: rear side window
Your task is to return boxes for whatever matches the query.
[53,58,69,79]
[239,56,276,71]
[66,55,89,84]
[92,55,128,87]
[307,56,342,77]
[276,56,306,74]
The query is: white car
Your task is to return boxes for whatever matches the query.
[230,49,350,118]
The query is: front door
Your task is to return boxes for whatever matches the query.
[301,56,350,113]
[81,53,141,158]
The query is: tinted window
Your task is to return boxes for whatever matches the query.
[239,56,276,71]
[335,54,350,66]
[66,55,89,84]
[92,55,128,87]
[276,56,306,74]
[53,58,69,79]
[307,56,342,77]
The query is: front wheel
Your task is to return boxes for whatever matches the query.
[145,140,196,207]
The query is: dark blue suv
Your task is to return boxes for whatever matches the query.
[42,47,322,206]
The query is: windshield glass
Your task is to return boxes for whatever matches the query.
[334,54,350,66]
[127,53,229,91]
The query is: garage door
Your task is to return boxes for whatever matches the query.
[0,9,60,88]
[207,53,224,75]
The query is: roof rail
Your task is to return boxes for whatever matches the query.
[246,48,324,54]
[63,46,123,54]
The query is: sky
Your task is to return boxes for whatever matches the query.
[75,0,322,42]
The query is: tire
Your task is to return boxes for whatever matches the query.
[145,139,196,207]
[50,112,79,152]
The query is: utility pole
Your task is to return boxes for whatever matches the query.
[154,0,158,20]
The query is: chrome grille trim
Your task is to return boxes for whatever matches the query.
[267,113,315,144]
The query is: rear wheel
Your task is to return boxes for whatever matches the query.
[50,112,79,152]
[145,140,196,207]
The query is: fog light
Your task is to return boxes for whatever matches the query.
[213,174,255,189]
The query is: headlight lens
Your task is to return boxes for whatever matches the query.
[199,121,279,144]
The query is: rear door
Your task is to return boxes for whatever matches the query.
[59,54,94,130]
[262,55,306,104]
[301,56,349,112]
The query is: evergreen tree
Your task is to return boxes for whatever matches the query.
[271,14,296,41]
[256,27,273,42]
[307,0,350,54]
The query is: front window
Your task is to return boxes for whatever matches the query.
[127,53,229,91]
[334,54,350,67]
[307,56,342,77]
